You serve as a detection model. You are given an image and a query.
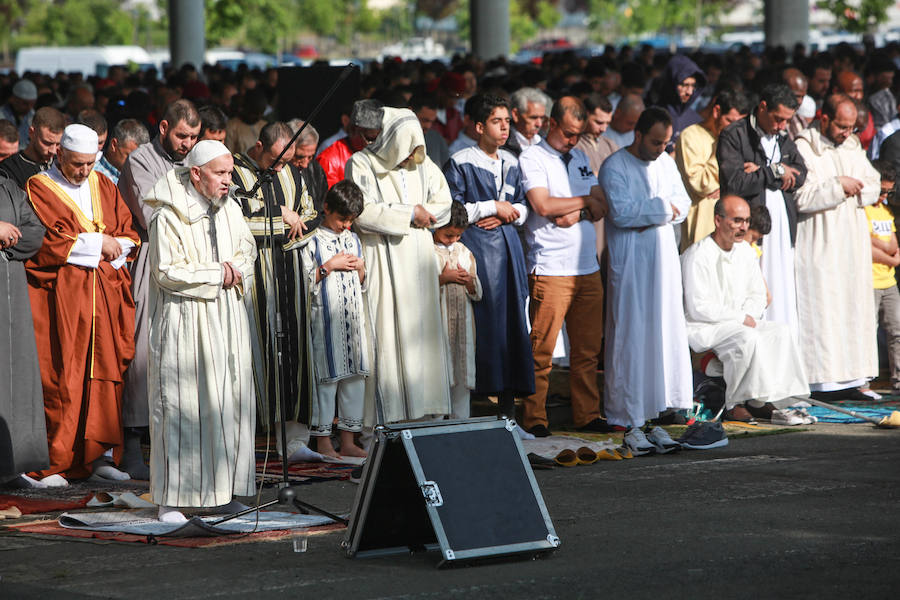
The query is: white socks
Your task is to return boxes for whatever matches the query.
[40,474,69,487]
[92,463,131,481]
[158,506,188,524]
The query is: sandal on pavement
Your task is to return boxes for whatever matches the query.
[554,448,578,467]
[575,446,599,465]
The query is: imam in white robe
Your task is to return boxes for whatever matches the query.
[794,128,880,388]
[144,168,258,508]
[682,236,809,407]
[345,107,453,425]
[599,148,693,427]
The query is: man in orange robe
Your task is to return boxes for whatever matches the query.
[25,124,139,485]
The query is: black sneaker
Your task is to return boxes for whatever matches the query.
[676,422,729,450]
[527,424,551,438]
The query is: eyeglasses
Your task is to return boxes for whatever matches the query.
[880,188,896,200]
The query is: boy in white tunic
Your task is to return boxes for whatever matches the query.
[301,181,370,459]
[144,141,258,523]
[433,201,483,418]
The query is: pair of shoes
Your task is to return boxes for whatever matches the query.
[722,404,753,422]
[577,418,615,433]
[770,409,806,426]
[744,401,776,421]
[676,422,729,450]
[651,409,688,425]
[624,428,655,456]
[645,426,681,454]
[527,424,551,438]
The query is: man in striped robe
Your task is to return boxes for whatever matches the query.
[144,140,257,523]
[231,122,323,458]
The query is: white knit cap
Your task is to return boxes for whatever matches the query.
[60,124,98,154]
[798,94,816,120]
[186,140,231,167]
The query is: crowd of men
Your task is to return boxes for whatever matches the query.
[2,39,900,516]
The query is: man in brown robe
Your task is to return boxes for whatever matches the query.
[25,124,139,485]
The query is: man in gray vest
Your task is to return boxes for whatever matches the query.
[117,99,201,479]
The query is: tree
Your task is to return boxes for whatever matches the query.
[817,0,893,34]
[21,0,135,46]
[588,0,738,41]
[206,0,295,54]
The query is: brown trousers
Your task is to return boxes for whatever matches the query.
[524,271,603,429]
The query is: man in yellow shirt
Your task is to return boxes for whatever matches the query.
[675,88,749,251]
[866,160,900,394]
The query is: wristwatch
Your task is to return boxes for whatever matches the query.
[579,208,590,222]
[318,265,328,279]
[771,163,785,178]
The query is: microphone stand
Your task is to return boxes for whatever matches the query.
[216,64,356,527]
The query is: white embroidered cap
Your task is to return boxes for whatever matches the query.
[186,140,231,167]
[60,124,98,154]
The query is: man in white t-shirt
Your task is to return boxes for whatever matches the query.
[519,96,608,437]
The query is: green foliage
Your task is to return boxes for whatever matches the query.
[535,0,561,29]
[206,0,293,54]
[21,0,134,46]
[816,0,893,33]
[588,0,737,41]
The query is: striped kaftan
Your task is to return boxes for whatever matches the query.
[145,168,258,508]
[231,154,322,425]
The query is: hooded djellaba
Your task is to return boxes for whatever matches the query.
[344,107,454,425]
[651,55,707,150]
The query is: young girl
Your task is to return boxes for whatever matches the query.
[301,180,370,458]
[433,201,482,418]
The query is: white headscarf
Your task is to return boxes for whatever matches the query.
[365,107,426,172]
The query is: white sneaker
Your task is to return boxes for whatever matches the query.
[624,427,656,456]
[771,409,806,426]
[646,426,681,454]
[861,389,882,400]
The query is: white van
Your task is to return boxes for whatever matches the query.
[15,46,155,77]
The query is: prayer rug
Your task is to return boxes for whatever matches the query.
[806,398,900,423]
[0,493,92,516]
[4,517,345,548]
[255,459,354,484]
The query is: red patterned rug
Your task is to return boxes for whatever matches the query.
[4,518,345,548]
[0,493,92,515]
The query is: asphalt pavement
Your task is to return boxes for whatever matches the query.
[2,422,899,599]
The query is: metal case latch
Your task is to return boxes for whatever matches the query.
[420,480,443,507]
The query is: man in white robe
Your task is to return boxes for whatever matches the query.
[794,94,881,400]
[599,108,692,453]
[144,140,258,522]
[682,195,809,419]
[345,107,453,424]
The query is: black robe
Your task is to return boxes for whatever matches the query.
[0,175,47,479]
